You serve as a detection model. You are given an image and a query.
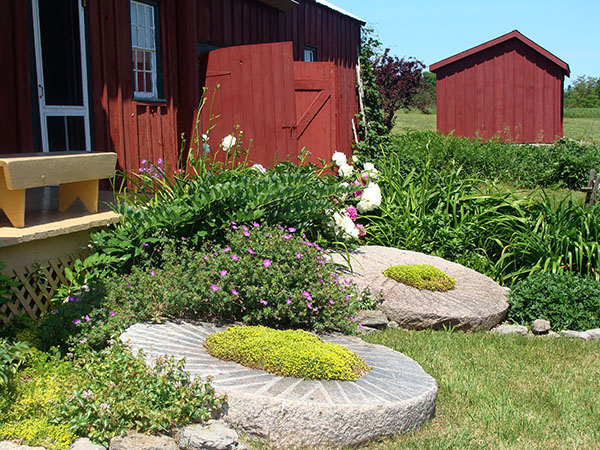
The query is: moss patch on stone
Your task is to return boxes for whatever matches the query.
[383,264,456,291]
[204,325,371,381]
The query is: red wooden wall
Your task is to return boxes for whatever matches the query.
[434,38,566,143]
[0,0,34,154]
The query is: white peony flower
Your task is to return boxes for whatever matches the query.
[362,162,379,180]
[357,183,382,213]
[339,181,350,201]
[338,163,354,177]
[331,151,347,167]
[330,210,359,240]
[251,163,267,173]
[222,134,236,150]
[352,155,359,163]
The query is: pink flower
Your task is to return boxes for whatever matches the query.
[204,256,210,261]
[286,298,292,305]
[252,221,260,227]
[110,312,116,317]
[150,270,156,277]
[248,248,256,255]
[329,299,335,305]
[223,246,231,252]
[220,270,228,277]
[242,225,248,232]
[243,231,250,237]
[232,289,239,296]
[306,302,313,310]
[259,299,268,306]
[296,252,302,259]
[214,251,219,256]
[303,291,312,301]
[356,223,366,237]
[232,225,238,230]
[142,242,149,247]
[231,254,239,261]
[263,259,272,267]
[345,206,358,220]
[283,234,292,239]
[288,227,296,233]
[73,319,81,325]
[181,236,187,241]
[210,284,219,292]
[84,315,91,322]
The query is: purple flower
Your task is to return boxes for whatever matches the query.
[346,294,351,301]
[214,251,219,256]
[319,279,324,284]
[150,270,156,277]
[248,248,256,255]
[157,158,163,166]
[52,309,59,314]
[73,319,81,325]
[210,284,219,292]
[243,231,250,237]
[288,227,296,233]
[220,270,228,277]
[204,256,210,261]
[232,289,239,296]
[231,254,239,261]
[223,246,231,252]
[329,299,335,305]
[277,225,284,230]
[296,252,302,259]
[242,225,248,232]
[231,221,237,225]
[252,221,260,227]
[84,315,91,322]
[345,206,358,220]
[306,302,313,310]
[141,159,147,165]
[142,242,149,247]
[181,236,187,241]
[259,299,268,306]
[283,234,292,239]
[232,225,238,230]
[110,312,116,317]
[303,291,312,301]
[286,298,292,305]
[263,259,272,267]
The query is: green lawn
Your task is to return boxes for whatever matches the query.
[360,328,600,450]
[393,110,600,143]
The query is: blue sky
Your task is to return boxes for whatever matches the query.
[332,0,600,86]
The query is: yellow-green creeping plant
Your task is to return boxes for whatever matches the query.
[204,325,371,381]
[383,264,456,292]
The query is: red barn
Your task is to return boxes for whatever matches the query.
[430,30,570,143]
[1,0,364,171]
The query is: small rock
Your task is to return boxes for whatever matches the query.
[356,325,378,335]
[531,319,551,335]
[492,324,528,336]
[70,438,106,450]
[586,329,600,340]
[560,330,591,341]
[176,420,239,450]
[387,320,399,329]
[109,433,177,450]
[0,443,45,450]
[547,331,560,338]
[355,310,388,328]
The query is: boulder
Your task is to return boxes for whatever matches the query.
[332,246,509,331]
[387,320,399,329]
[560,330,592,341]
[492,324,528,336]
[531,319,551,335]
[109,433,177,450]
[586,329,600,340]
[0,443,45,450]
[356,310,388,328]
[70,438,106,450]
[176,420,240,450]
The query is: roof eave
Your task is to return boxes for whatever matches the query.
[258,0,299,13]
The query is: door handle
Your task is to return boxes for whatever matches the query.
[38,84,44,99]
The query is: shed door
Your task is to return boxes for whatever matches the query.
[200,42,298,166]
[31,0,91,152]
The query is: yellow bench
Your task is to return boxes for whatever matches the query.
[0,152,117,228]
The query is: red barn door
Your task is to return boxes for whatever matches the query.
[199,42,342,167]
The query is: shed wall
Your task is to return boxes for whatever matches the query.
[436,39,564,143]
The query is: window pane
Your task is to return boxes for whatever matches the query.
[130,2,136,23]
[138,4,145,26]
[137,71,145,93]
[145,52,152,71]
[138,27,145,48]
[145,72,152,94]
[147,29,154,50]
[47,116,67,151]
[132,24,138,46]
[146,6,153,28]
[66,116,86,150]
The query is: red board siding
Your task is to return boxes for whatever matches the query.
[434,37,565,143]
[0,0,33,154]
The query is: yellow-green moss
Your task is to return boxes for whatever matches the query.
[204,326,371,381]
[0,418,74,450]
[383,264,456,291]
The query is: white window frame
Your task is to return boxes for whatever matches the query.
[304,46,317,62]
[130,0,158,100]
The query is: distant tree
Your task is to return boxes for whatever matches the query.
[373,49,425,129]
[410,71,437,114]
[564,75,600,108]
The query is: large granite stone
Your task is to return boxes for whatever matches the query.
[109,433,177,450]
[176,420,240,450]
[332,246,509,331]
[121,321,437,449]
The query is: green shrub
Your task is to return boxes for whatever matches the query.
[508,272,600,330]
[383,264,455,291]
[205,325,370,380]
[0,338,31,390]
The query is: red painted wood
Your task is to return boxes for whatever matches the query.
[432,31,567,143]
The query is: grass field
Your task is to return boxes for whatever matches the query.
[393,110,600,143]
[360,328,600,450]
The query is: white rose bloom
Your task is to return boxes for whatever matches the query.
[357,183,382,213]
[222,134,236,150]
[352,155,359,163]
[251,163,267,173]
[338,163,354,177]
[331,151,347,167]
[362,162,379,180]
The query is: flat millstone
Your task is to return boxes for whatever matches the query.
[120,321,437,448]
[332,246,509,331]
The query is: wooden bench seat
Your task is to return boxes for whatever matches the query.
[0,152,117,228]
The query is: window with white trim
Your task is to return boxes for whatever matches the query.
[304,45,317,62]
[130,0,158,99]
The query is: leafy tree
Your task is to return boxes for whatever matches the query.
[410,71,437,114]
[564,75,600,108]
[374,50,425,129]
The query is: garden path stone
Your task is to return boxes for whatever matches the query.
[121,321,437,449]
[332,246,509,331]
[70,438,106,450]
[356,310,388,328]
[108,433,177,450]
[560,330,592,341]
[176,420,240,450]
[531,319,551,335]
[587,329,600,340]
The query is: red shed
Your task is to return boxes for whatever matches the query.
[430,30,570,143]
[0,0,363,171]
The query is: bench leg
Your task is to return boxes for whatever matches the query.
[58,179,99,213]
[0,171,25,228]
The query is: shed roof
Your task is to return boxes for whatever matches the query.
[313,0,366,23]
[430,30,570,76]
[258,0,299,13]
